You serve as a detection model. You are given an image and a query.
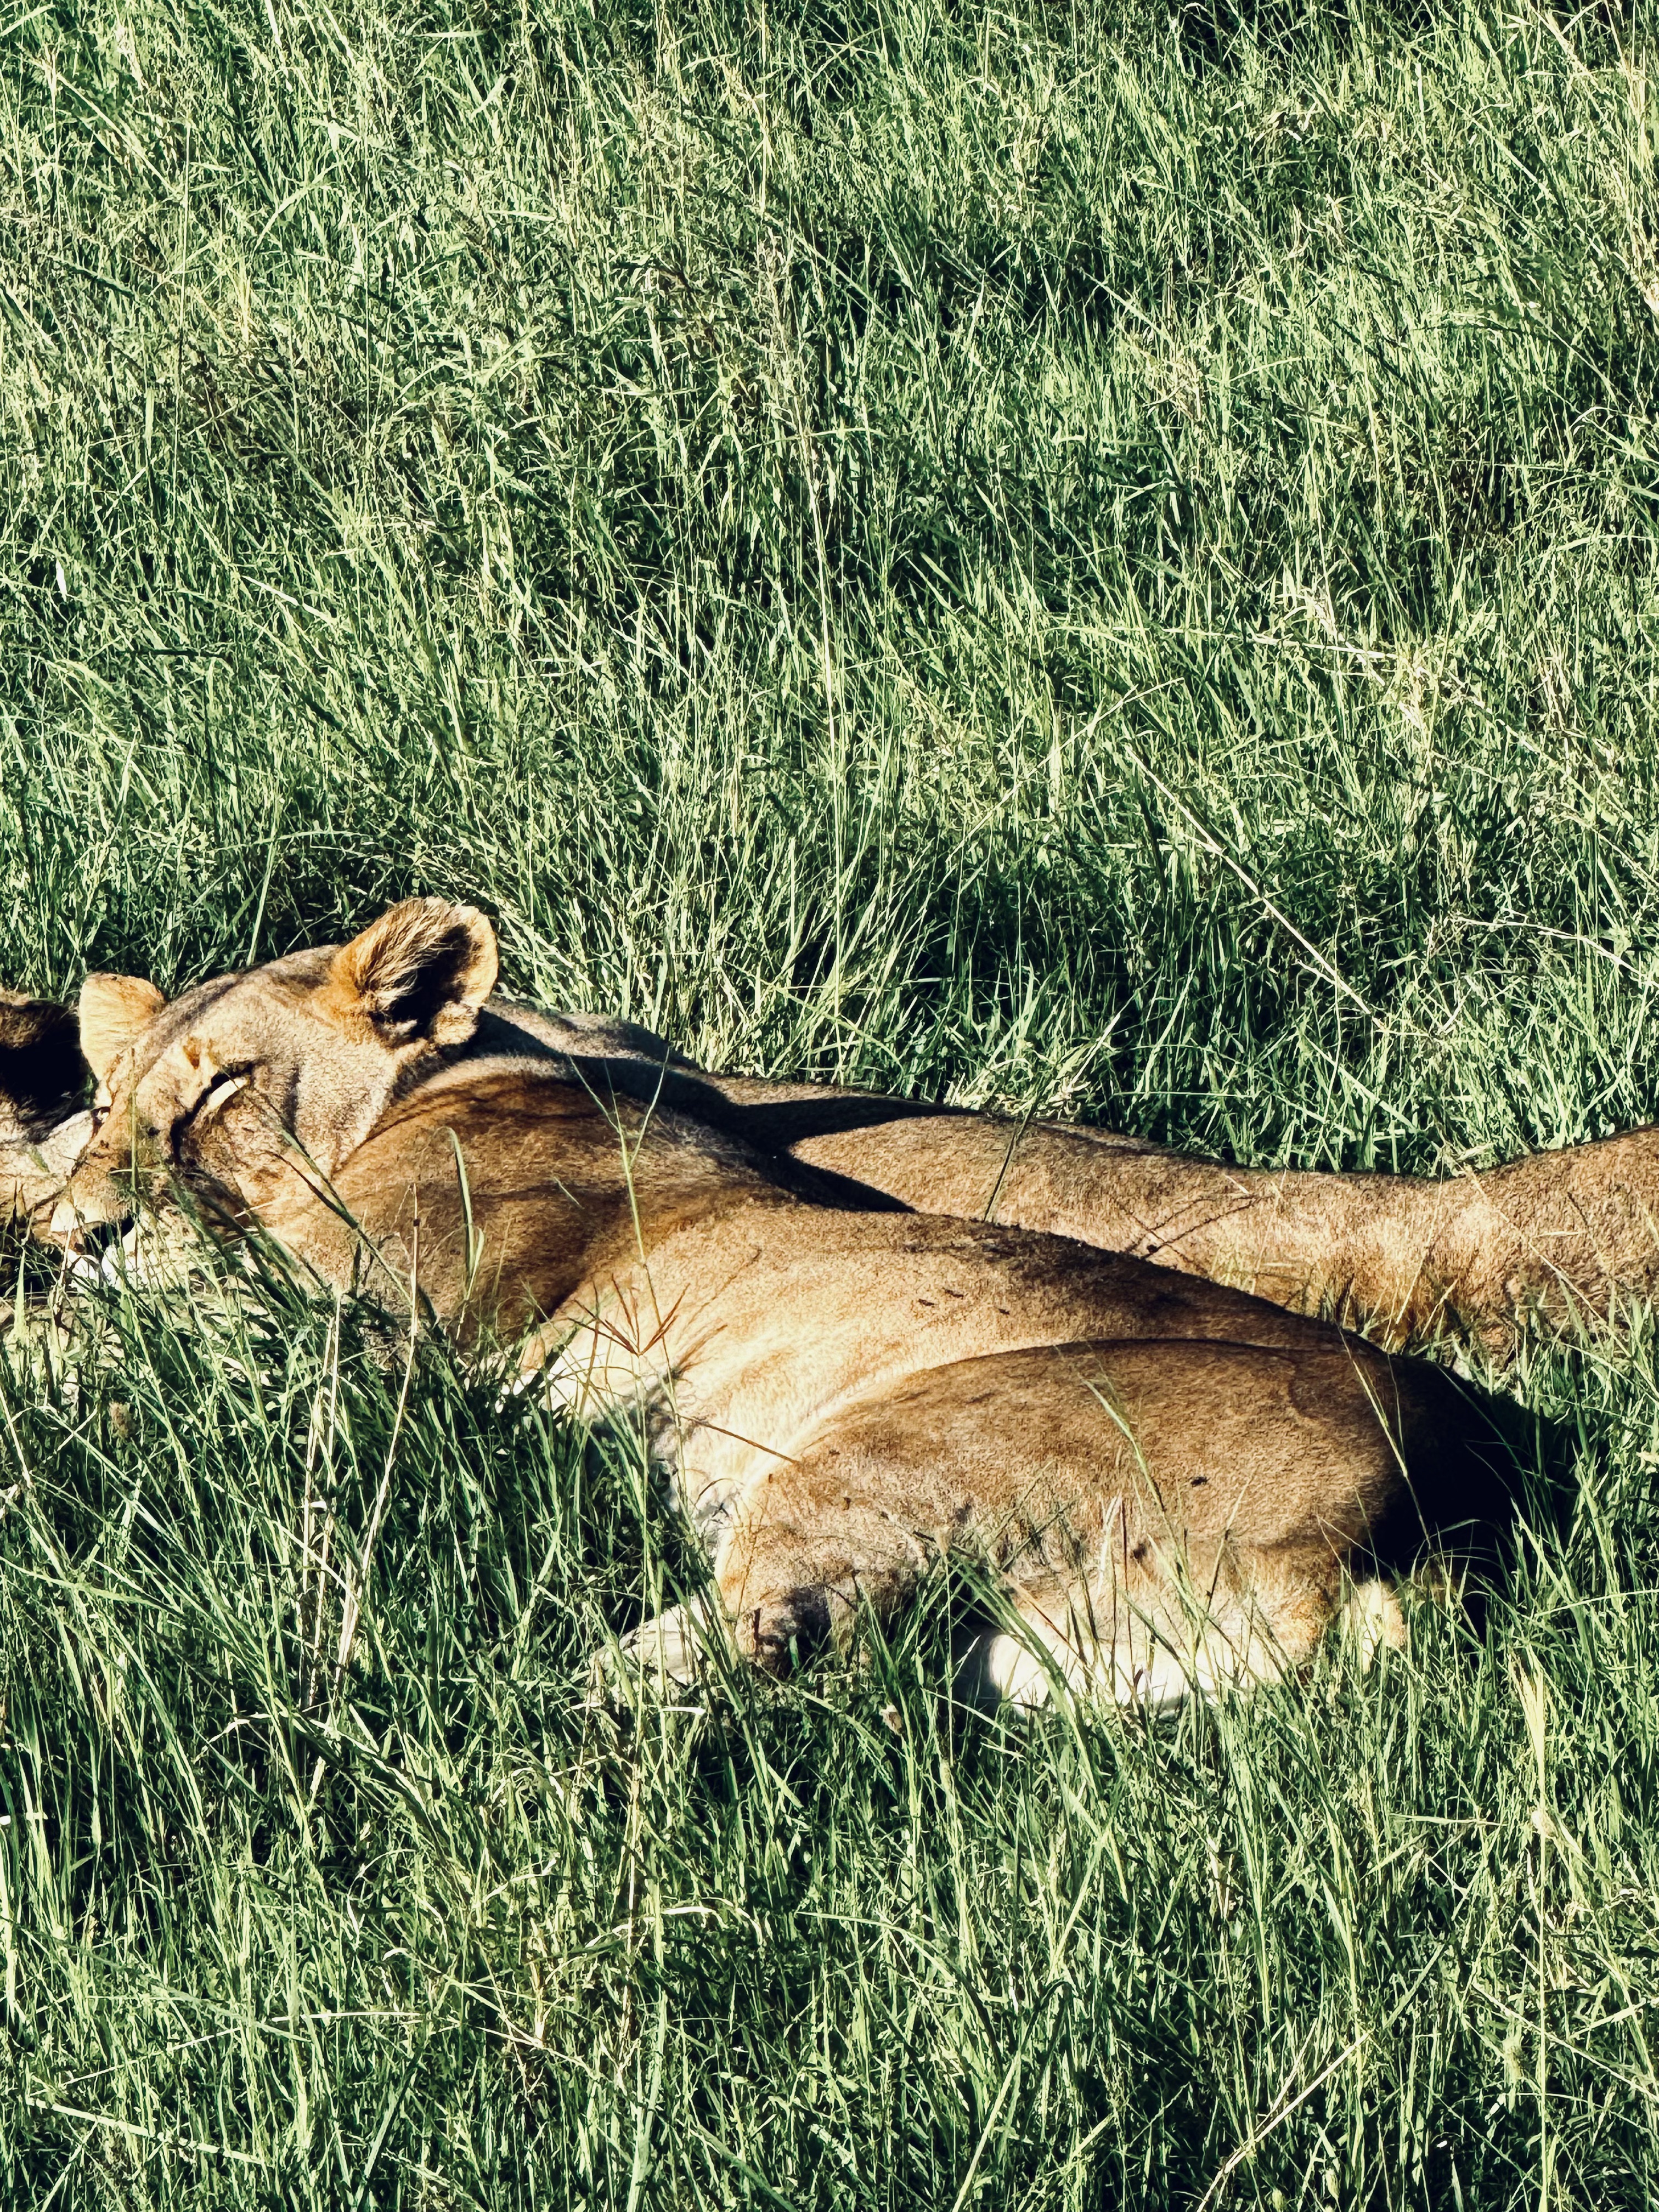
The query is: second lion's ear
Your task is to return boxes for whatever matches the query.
[0,990,86,1128]
[79,974,167,1087]
[326,898,499,1046]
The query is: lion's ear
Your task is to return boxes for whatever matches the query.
[0,991,86,1126]
[326,898,499,1046]
[78,974,167,1087]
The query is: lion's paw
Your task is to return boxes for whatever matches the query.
[589,1596,729,1707]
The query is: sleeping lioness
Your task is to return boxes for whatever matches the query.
[14,947,1659,1350]
[480,1007,1659,1351]
[38,898,1503,1706]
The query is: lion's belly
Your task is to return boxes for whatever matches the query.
[527,1201,1379,1535]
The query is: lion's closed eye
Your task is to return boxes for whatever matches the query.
[195,1071,251,1121]
[170,1068,256,1166]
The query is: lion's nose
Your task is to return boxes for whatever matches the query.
[37,1193,132,1264]
[41,1189,100,1248]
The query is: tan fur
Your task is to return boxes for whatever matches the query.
[41,904,1503,1707]
[736,1099,1659,1350]
[27,947,1659,1350]
[486,1048,1659,1352]
[78,974,166,1091]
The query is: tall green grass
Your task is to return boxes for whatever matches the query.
[2,0,1659,2200]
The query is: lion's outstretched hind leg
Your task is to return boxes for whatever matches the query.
[960,1566,1413,1716]
[611,1332,1512,1708]
[956,1557,1336,1713]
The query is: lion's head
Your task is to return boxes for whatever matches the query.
[45,898,499,1245]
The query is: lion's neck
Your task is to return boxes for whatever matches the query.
[266,1057,801,1342]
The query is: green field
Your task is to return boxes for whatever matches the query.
[3,0,1659,2200]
